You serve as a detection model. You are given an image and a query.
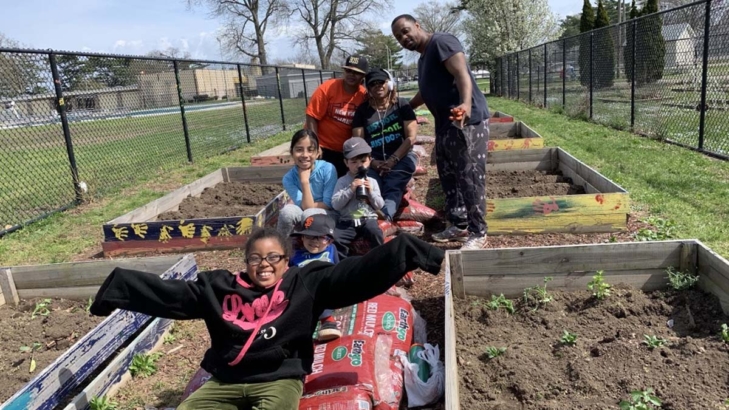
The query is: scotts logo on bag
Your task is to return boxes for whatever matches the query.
[382,312,396,331]
[397,307,410,341]
[331,346,348,361]
[348,339,365,367]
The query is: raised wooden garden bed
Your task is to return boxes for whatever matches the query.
[488,121,543,151]
[0,254,196,410]
[444,241,729,409]
[489,111,514,123]
[484,148,629,234]
[101,166,290,256]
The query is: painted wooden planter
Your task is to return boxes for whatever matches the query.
[488,121,544,151]
[0,254,197,410]
[101,166,290,256]
[489,110,515,123]
[443,241,729,409]
[485,148,629,234]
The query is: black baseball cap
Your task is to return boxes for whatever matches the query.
[343,55,368,74]
[365,69,390,87]
[292,214,335,237]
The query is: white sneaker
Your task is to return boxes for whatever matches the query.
[461,234,488,250]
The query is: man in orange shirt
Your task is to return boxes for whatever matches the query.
[305,56,368,177]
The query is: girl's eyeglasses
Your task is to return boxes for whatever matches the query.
[303,235,330,242]
[246,253,284,265]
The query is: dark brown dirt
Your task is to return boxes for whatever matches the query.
[0,298,103,402]
[456,286,729,409]
[158,182,283,220]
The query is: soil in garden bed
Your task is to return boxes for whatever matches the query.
[0,298,104,402]
[456,286,729,409]
[158,182,283,220]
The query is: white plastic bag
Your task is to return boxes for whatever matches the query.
[398,343,444,407]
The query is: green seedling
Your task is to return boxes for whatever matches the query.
[129,352,162,378]
[643,335,667,349]
[665,267,699,291]
[89,395,118,410]
[523,277,554,311]
[634,216,675,241]
[163,333,177,344]
[485,346,507,359]
[619,388,662,409]
[560,330,578,346]
[31,299,52,319]
[19,342,42,373]
[485,294,515,314]
[85,297,94,312]
[720,324,729,343]
[587,270,611,300]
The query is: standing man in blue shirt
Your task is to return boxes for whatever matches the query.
[391,14,490,250]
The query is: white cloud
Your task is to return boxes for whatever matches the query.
[158,37,173,50]
[180,38,190,51]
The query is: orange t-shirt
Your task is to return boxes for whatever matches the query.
[306,79,367,152]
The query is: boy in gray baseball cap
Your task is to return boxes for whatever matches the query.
[330,137,385,257]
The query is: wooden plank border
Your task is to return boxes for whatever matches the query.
[444,251,460,410]
[0,269,19,306]
[0,254,197,410]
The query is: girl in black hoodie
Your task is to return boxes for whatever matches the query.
[90,228,444,410]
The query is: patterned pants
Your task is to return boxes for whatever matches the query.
[435,120,489,236]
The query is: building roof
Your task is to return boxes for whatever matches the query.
[662,23,694,42]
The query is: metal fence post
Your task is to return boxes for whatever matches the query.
[49,53,82,203]
[173,60,193,162]
[236,64,252,143]
[507,56,511,98]
[698,0,712,150]
[516,53,520,100]
[562,39,566,107]
[589,32,594,119]
[275,67,287,131]
[319,70,324,84]
[528,48,533,103]
[544,43,549,108]
[302,69,309,105]
[631,20,636,128]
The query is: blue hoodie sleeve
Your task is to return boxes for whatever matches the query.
[321,161,337,208]
[282,168,303,207]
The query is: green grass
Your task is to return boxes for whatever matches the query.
[0,98,305,229]
[0,130,292,265]
[489,97,729,256]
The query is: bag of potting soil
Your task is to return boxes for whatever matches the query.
[395,200,438,223]
[378,220,397,237]
[299,386,374,410]
[304,335,381,394]
[415,135,435,144]
[394,220,424,236]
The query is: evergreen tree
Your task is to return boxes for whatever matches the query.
[578,0,596,86]
[636,0,665,85]
[593,0,615,88]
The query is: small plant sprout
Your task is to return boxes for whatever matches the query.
[31,299,52,319]
[619,388,662,410]
[129,352,162,378]
[486,294,515,314]
[643,335,667,349]
[85,297,94,312]
[665,267,699,291]
[485,346,507,359]
[560,330,578,346]
[587,270,611,300]
[720,324,729,343]
[163,333,177,345]
[523,277,554,311]
[89,395,118,410]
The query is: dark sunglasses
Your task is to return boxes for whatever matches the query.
[368,80,385,88]
[343,68,363,75]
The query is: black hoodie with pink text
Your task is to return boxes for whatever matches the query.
[90,233,444,384]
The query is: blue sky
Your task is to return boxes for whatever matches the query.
[0,0,580,62]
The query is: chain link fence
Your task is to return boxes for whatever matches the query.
[0,48,338,235]
[494,0,729,160]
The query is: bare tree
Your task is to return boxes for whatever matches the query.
[272,48,322,67]
[187,0,289,67]
[291,0,389,69]
[413,1,463,37]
